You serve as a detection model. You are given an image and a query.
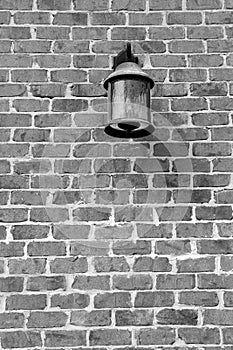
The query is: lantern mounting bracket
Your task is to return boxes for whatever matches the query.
[112,42,139,70]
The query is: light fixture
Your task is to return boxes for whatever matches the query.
[103,42,155,138]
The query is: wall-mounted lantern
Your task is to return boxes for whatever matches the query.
[103,43,154,138]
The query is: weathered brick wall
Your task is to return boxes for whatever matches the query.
[1,0,233,348]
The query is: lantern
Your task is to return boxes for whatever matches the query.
[103,43,154,138]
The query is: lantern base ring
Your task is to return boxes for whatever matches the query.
[104,118,154,139]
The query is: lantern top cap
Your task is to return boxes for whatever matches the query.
[103,43,154,90]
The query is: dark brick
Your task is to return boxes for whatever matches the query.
[137,328,175,345]
[71,310,111,327]
[0,331,42,348]
[179,291,219,306]
[27,276,66,291]
[89,329,131,346]
[94,292,132,308]
[157,308,197,325]
[178,327,220,344]
[51,293,89,309]
[115,310,153,326]
[45,330,86,347]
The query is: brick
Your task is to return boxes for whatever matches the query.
[112,0,145,10]
[116,310,153,326]
[35,54,71,68]
[169,40,204,53]
[0,277,24,292]
[172,97,208,111]
[179,291,219,306]
[133,190,171,204]
[94,225,132,240]
[28,242,66,256]
[0,331,42,348]
[210,68,233,81]
[91,12,126,25]
[74,174,110,189]
[0,313,24,328]
[12,70,48,83]
[154,142,189,157]
[112,174,148,189]
[0,83,26,97]
[172,128,209,141]
[95,189,130,205]
[133,256,172,272]
[35,113,71,127]
[0,144,29,158]
[13,128,50,142]
[196,206,232,220]
[90,329,131,346]
[52,190,92,205]
[170,69,207,82]
[0,0,32,9]
[153,83,188,97]
[0,160,10,173]
[134,158,169,173]
[0,226,6,239]
[9,258,46,274]
[157,308,197,325]
[51,69,86,83]
[167,12,202,25]
[52,225,90,240]
[115,206,153,222]
[177,257,215,272]
[74,55,109,68]
[113,274,153,290]
[71,310,111,326]
[37,26,70,40]
[54,129,91,143]
[73,207,111,222]
[14,159,51,174]
[204,309,233,326]
[27,276,66,291]
[13,99,49,112]
[70,241,109,256]
[113,241,151,256]
[224,291,233,306]
[0,54,32,67]
[152,112,189,127]
[151,54,186,67]
[155,240,191,255]
[0,242,24,257]
[32,175,70,188]
[176,223,213,238]
[73,0,109,10]
[150,0,182,9]
[223,328,233,344]
[187,0,222,9]
[111,27,146,40]
[0,100,9,111]
[72,275,110,290]
[216,189,233,203]
[73,143,110,158]
[206,11,233,24]
[221,256,233,271]
[197,239,233,254]
[217,222,233,237]
[153,174,190,188]
[14,40,51,53]
[53,12,87,25]
[53,40,89,53]
[45,330,86,347]
[94,292,131,308]
[194,174,230,187]
[14,11,50,24]
[150,27,184,40]
[137,328,175,345]
[6,294,46,310]
[27,311,68,328]
[51,293,89,309]
[52,98,88,112]
[188,26,223,39]
[0,208,28,222]
[156,274,195,289]
[133,41,166,54]
[178,327,220,344]
[137,223,173,238]
[0,191,9,205]
[31,84,65,98]
[193,143,231,156]
[192,112,229,125]
[174,189,211,203]
[0,41,11,53]
[190,54,224,67]
[0,69,9,81]
[11,225,49,240]
[191,82,227,96]
[73,27,107,41]
[54,159,91,174]
[0,113,31,127]
[32,144,70,157]
[135,291,174,307]
[94,257,130,272]
[0,26,31,39]
[129,12,163,25]
[30,208,69,222]
[198,274,233,289]
[38,0,71,10]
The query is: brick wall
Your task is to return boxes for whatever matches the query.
[0,0,233,348]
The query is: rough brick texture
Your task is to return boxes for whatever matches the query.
[0,0,233,349]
